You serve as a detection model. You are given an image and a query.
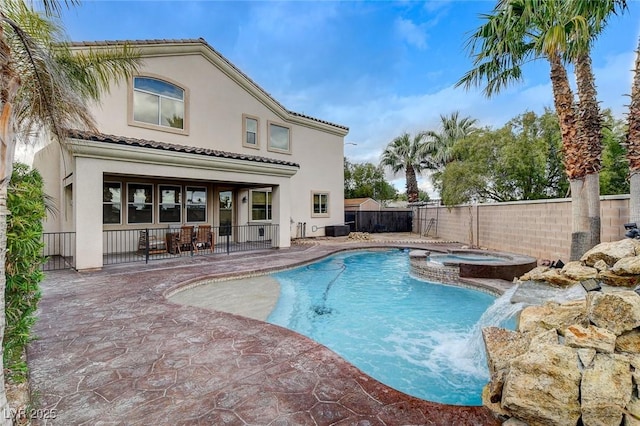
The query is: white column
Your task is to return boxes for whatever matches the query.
[74,157,104,270]
[271,182,291,248]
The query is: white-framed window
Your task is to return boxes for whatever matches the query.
[268,121,291,153]
[243,114,259,149]
[103,181,121,224]
[127,183,153,224]
[159,185,181,223]
[186,186,207,223]
[133,76,185,130]
[312,192,329,217]
[250,190,272,221]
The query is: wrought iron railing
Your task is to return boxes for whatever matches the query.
[42,232,76,271]
[103,224,279,266]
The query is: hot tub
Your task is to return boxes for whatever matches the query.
[409,249,537,285]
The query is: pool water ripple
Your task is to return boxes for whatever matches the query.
[267,249,515,406]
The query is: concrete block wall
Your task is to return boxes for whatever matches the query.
[415,195,630,262]
[600,196,630,243]
[476,199,572,261]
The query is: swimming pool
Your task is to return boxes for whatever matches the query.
[267,250,516,406]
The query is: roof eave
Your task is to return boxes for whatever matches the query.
[67,138,299,178]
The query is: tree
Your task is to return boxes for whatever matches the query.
[380,132,429,203]
[0,0,140,419]
[4,163,46,383]
[457,0,625,259]
[628,36,640,223]
[424,111,478,168]
[344,159,397,201]
[397,189,430,203]
[600,110,628,195]
[438,110,567,203]
[571,1,627,247]
[425,111,478,196]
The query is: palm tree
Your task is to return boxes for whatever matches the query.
[457,0,625,259]
[628,37,640,224]
[425,111,478,169]
[0,1,140,419]
[572,1,627,247]
[380,132,428,203]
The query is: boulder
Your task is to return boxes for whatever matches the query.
[502,344,581,426]
[613,256,640,276]
[481,385,509,419]
[594,259,609,272]
[581,239,640,267]
[588,291,640,335]
[518,300,588,336]
[561,261,598,281]
[510,280,584,305]
[564,324,616,353]
[581,353,632,426]
[627,353,640,371]
[482,327,531,403]
[625,396,640,426]
[520,266,550,281]
[619,353,640,389]
[540,269,578,287]
[617,329,640,354]
[597,270,640,287]
[502,418,528,426]
[577,348,597,368]
[530,329,559,347]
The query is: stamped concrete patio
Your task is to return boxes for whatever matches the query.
[28,236,502,425]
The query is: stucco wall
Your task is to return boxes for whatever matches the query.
[85,44,346,238]
[414,195,630,261]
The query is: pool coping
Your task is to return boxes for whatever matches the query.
[28,240,502,425]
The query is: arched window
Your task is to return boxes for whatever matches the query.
[133,77,185,130]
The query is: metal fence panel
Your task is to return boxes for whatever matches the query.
[42,224,280,269]
[42,232,76,271]
[103,224,279,266]
[345,211,412,233]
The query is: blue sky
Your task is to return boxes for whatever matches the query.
[57,1,640,194]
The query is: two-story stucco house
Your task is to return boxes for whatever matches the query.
[33,39,348,270]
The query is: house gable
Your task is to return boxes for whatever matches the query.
[71,39,348,137]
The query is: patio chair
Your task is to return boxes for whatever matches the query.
[193,225,214,252]
[176,225,195,254]
[137,230,167,255]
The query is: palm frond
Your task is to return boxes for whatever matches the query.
[2,1,141,143]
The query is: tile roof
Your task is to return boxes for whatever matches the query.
[68,130,300,168]
[69,38,349,132]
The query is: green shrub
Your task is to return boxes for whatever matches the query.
[4,163,46,382]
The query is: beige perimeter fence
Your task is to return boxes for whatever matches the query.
[413,195,631,262]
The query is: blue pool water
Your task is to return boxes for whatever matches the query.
[267,250,516,406]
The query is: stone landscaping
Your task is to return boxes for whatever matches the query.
[483,238,640,425]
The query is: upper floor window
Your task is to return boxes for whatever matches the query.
[133,77,185,130]
[243,115,259,149]
[268,122,291,153]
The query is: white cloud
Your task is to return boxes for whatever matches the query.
[338,43,634,198]
[592,51,636,117]
[394,17,428,50]
[422,0,454,14]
